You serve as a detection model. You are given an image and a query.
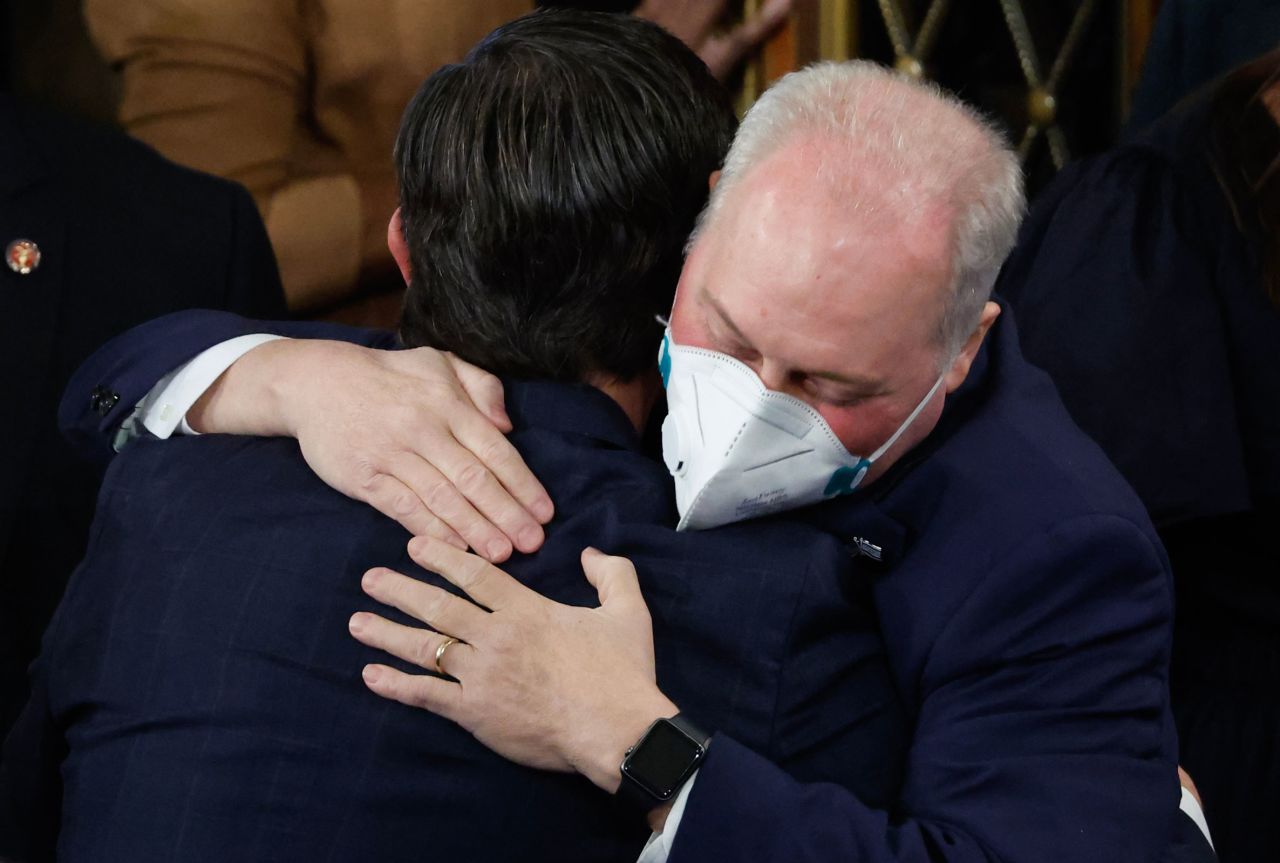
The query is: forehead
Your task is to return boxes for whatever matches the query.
[689,145,953,376]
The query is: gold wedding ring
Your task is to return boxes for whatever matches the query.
[435,637,460,676]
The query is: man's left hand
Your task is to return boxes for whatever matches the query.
[349,539,678,792]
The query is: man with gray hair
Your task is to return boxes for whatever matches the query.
[57,59,1211,862]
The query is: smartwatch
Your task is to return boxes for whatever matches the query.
[617,714,711,810]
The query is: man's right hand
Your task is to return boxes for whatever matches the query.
[634,0,793,81]
[186,339,553,562]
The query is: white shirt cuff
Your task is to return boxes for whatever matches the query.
[636,770,698,863]
[137,334,287,438]
[637,772,1209,862]
[1179,785,1213,850]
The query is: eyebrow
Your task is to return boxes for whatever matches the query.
[703,289,751,343]
[700,288,887,393]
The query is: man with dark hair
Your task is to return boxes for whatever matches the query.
[395,10,725,382]
[1,10,905,862]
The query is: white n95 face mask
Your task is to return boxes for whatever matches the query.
[658,329,945,531]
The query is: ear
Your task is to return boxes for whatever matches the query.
[708,170,722,192]
[943,302,1000,394]
[387,208,413,286]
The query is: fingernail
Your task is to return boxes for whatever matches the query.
[362,665,380,684]
[582,546,601,558]
[533,498,554,523]
[407,537,427,556]
[362,569,380,591]
[486,539,511,561]
[517,525,542,552]
[348,613,364,633]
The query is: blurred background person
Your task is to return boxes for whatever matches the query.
[83,0,790,324]
[0,94,285,744]
[999,45,1280,863]
[1128,0,1280,132]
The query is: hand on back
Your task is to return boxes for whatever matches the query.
[190,339,553,562]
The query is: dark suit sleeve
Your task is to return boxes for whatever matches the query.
[58,310,398,466]
[0,644,64,863]
[669,515,1197,863]
[1165,811,1219,863]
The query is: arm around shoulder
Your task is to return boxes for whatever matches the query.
[57,310,395,464]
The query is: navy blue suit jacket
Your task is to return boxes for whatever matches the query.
[664,309,1190,862]
[26,307,1204,862]
[0,96,285,741]
[1,314,905,861]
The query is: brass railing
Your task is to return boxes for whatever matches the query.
[735,1,1156,177]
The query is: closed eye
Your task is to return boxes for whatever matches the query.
[804,379,875,407]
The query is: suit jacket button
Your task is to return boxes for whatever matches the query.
[5,239,41,274]
[90,386,120,416]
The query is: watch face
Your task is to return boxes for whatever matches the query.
[623,720,705,798]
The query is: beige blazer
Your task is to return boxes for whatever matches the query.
[87,0,532,310]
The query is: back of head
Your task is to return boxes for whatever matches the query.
[697,61,1024,358]
[396,9,737,381]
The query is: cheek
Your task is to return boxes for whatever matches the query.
[817,404,889,456]
[862,394,946,469]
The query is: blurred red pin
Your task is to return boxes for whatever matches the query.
[6,239,41,274]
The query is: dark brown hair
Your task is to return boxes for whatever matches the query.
[394,8,737,381]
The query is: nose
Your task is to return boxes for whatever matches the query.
[757,358,801,398]
[753,357,782,389]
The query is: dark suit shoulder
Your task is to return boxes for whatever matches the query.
[868,319,1173,686]
[914,321,1161,548]
[6,96,248,208]
[3,96,285,330]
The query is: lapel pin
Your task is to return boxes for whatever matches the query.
[850,536,884,562]
[6,239,41,274]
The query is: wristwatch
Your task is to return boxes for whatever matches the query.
[617,713,712,810]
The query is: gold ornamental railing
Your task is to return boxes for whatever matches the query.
[734,0,1160,182]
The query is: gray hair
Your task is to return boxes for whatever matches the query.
[693,61,1025,359]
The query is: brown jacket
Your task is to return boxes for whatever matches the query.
[87,0,532,310]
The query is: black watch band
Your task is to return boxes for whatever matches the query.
[617,713,712,811]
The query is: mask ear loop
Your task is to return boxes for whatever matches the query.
[864,371,948,464]
[655,314,671,327]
